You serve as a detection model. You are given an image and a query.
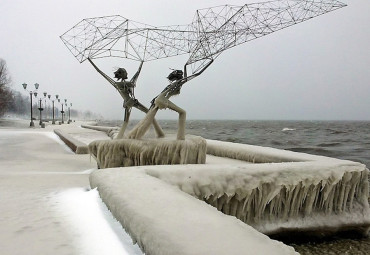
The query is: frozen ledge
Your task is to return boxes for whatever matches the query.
[144,162,370,236]
[206,139,340,163]
[89,139,369,254]
[81,124,119,139]
[90,168,299,255]
[54,129,88,154]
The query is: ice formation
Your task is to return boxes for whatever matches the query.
[146,162,370,235]
[88,135,206,168]
[81,124,119,139]
[90,168,299,255]
[89,139,370,254]
[146,140,370,234]
[206,139,332,163]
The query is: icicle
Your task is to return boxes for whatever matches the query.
[89,135,207,168]
[191,167,369,230]
[223,196,232,215]
[217,194,227,211]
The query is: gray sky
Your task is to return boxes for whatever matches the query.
[1,0,369,120]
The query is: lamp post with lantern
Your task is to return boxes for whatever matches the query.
[58,98,66,124]
[55,95,59,121]
[47,94,51,121]
[22,82,39,127]
[38,92,47,127]
[50,94,57,124]
[64,99,68,124]
[68,103,72,123]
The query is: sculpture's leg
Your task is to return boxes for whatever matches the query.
[128,106,159,139]
[166,100,186,140]
[152,118,165,138]
[116,108,131,139]
[155,94,186,140]
[135,102,164,138]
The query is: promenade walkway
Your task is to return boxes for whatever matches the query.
[0,120,141,255]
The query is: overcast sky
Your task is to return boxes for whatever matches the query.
[1,0,369,120]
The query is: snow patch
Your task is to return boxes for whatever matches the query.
[0,130,74,153]
[52,188,143,255]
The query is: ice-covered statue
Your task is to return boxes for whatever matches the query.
[128,60,213,140]
[61,0,346,167]
[87,58,164,139]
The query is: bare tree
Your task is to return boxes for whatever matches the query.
[0,59,13,117]
[7,91,29,115]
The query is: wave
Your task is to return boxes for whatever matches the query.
[317,142,341,147]
[287,147,336,157]
[282,128,295,132]
[325,128,348,134]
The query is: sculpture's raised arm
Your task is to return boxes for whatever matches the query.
[134,58,215,140]
[160,58,214,98]
[130,61,144,85]
[183,59,214,81]
[87,58,119,90]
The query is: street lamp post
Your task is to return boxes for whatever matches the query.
[38,92,47,127]
[64,99,67,124]
[47,94,51,121]
[68,103,72,124]
[38,98,43,126]
[22,83,39,127]
[58,98,65,124]
[51,95,58,124]
[55,95,59,122]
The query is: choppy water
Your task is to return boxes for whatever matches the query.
[98,119,370,254]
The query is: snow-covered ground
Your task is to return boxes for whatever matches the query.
[0,120,141,255]
[53,188,143,255]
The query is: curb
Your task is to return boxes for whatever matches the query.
[54,129,89,154]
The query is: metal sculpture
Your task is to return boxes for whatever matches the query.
[87,58,164,138]
[61,0,346,140]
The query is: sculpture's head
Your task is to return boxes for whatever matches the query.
[167,69,183,81]
[114,68,128,80]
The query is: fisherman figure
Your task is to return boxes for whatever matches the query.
[88,58,164,139]
[129,59,214,140]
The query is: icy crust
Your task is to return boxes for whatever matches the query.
[90,168,299,255]
[145,162,370,234]
[81,124,119,139]
[88,135,206,168]
[206,139,338,163]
